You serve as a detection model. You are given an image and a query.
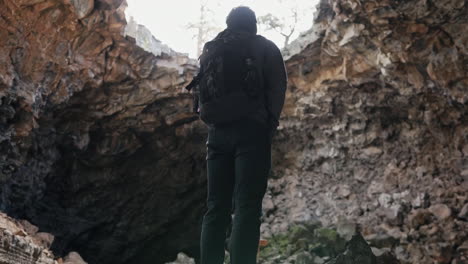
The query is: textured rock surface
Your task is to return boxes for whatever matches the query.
[124,16,177,57]
[325,234,377,264]
[165,224,399,264]
[62,251,88,264]
[0,212,69,264]
[262,0,468,263]
[164,253,195,264]
[1,0,468,263]
[0,0,203,263]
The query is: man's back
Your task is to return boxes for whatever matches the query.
[198,6,287,264]
[193,28,286,130]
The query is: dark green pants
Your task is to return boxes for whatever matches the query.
[200,119,272,264]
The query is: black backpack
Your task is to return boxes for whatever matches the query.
[186,31,263,125]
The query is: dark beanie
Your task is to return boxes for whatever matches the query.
[226,6,257,34]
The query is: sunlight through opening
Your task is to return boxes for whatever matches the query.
[125,0,319,58]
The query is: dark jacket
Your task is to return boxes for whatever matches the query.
[202,29,287,130]
[248,32,287,130]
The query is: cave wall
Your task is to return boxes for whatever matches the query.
[1,212,57,264]
[0,0,207,263]
[1,0,468,263]
[263,0,468,263]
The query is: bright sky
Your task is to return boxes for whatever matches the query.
[125,0,319,58]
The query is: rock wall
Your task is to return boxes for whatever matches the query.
[0,0,205,263]
[0,212,87,264]
[263,0,468,263]
[0,212,57,264]
[1,0,467,264]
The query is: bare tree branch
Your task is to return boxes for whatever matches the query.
[257,4,300,46]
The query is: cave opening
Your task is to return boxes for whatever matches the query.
[124,0,319,58]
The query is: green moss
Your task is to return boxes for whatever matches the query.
[258,224,314,261]
[311,228,346,257]
[316,228,339,241]
[258,224,348,263]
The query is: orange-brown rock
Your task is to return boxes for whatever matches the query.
[0,212,63,264]
[0,0,202,263]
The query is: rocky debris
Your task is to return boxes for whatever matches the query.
[326,234,377,264]
[255,222,399,264]
[1,229,56,264]
[68,0,94,19]
[164,223,398,264]
[164,253,195,264]
[62,251,88,264]
[458,204,468,220]
[429,204,452,221]
[0,212,86,264]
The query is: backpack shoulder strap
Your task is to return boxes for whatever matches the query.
[185,71,201,91]
[185,39,222,91]
[200,38,224,66]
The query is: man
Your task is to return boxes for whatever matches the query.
[189,6,287,264]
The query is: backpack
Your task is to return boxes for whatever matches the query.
[185,31,263,125]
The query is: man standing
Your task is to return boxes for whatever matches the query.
[187,6,287,264]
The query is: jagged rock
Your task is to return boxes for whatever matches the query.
[0,212,57,264]
[69,0,94,19]
[164,253,195,264]
[63,251,87,264]
[410,193,429,209]
[326,234,377,264]
[429,204,452,220]
[20,220,40,236]
[336,218,356,241]
[407,209,432,228]
[327,234,400,264]
[365,233,398,249]
[34,232,55,249]
[458,204,468,220]
[375,252,400,264]
[295,252,314,264]
[257,225,399,264]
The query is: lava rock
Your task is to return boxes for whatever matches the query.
[325,233,377,264]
